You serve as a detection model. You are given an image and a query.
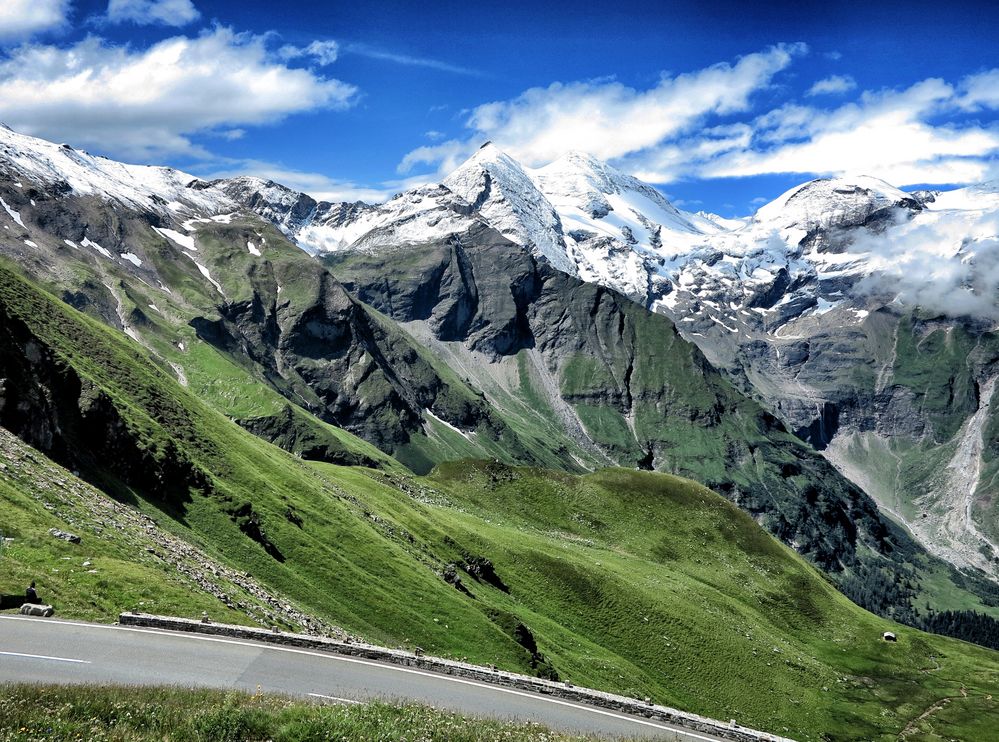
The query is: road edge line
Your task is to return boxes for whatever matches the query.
[117,612,793,742]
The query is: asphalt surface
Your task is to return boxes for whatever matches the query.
[0,615,731,741]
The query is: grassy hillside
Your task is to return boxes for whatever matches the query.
[2,263,999,739]
[0,685,601,742]
[8,198,997,631]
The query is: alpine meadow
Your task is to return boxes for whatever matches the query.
[2,2,999,741]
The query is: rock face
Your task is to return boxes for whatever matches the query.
[324,226,911,577]
[183,234,549,468]
[2,124,996,613]
[0,276,210,508]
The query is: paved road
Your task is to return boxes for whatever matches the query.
[0,615,728,741]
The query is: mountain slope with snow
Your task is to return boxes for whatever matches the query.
[0,124,231,215]
[5,121,999,587]
[5,124,999,648]
[251,145,999,584]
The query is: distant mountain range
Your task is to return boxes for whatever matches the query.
[186,131,999,586]
[2,122,998,633]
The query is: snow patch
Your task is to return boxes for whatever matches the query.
[0,196,25,228]
[183,253,225,295]
[82,236,112,259]
[120,252,142,267]
[424,408,475,440]
[154,226,196,251]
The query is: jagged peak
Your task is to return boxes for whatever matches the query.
[447,141,527,179]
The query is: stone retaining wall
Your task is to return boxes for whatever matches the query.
[118,612,795,742]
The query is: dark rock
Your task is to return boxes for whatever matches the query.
[229,502,285,562]
[461,553,509,593]
[442,563,471,595]
[48,528,81,544]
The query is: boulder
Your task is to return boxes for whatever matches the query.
[48,528,81,544]
[19,603,54,617]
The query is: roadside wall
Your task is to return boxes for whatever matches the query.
[119,612,795,742]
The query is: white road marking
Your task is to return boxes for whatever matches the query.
[309,692,363,705]
[0,650,90,664]
[0,616,722,739]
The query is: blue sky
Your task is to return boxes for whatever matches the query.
[0,0,997,215]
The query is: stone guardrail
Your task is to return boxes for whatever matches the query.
[118,612,795,742]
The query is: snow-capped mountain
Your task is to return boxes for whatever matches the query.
[4,122,999,593]
[258,141,730,301]
[228,143,999,581]
[442,143,573,272]
[0,124,229,215]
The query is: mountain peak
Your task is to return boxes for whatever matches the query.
[0,125,227,215]
[754,174,922,232]
[450,140,523,176]
[443,144,573,272]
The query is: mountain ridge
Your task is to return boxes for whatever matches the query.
[3,123,999,637]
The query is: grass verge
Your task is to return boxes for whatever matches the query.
[0,684,617,742]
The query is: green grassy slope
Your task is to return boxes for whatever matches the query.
[1,263,999,739]
[0,427,300,627]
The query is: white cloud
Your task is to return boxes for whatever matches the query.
[343,43,480,76]
[0,28,357,160]
[279,40,339,66]
[397,46,998,193]
[106,0,200,27]
[0,0,69,40]
[806,74,856,96]
[849,211,999,321]
[400,44,806,174]
[960,69,999,111]
[698,78,999,186]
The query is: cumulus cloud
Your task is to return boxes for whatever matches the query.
[959,69,999,111]
[401,46,999,194]
[0,27,357,160]
[806,74,856,96]
[400,43,805,174]
[105,0,200,27]
[0,0,69,40]
[698,78,999,186]
[848,208,999,320]
[278,39,339,66]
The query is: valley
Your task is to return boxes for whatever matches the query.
[1,125,999,740]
